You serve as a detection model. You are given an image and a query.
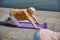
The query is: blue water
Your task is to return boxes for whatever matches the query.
[0,0,60,12]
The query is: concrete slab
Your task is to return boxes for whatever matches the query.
[54,24,60,32]
[0,8,60,40]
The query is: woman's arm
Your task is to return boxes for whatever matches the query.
[24,11,40,29]
[31,15,40,24]
[28,18,40,29]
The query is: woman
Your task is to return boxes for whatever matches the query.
[5,7,40,29]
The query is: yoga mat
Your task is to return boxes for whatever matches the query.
[3,22,47,29]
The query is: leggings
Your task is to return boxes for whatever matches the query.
[33,30,40,40]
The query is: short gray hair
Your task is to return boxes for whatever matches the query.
[28,7,36,12]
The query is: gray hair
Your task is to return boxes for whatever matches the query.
[28,7,36,12]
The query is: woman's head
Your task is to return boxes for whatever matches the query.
[27,7,36,14]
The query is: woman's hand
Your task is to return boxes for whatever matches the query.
[35,27,42,30]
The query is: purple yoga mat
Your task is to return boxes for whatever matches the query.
[4,22,47,29]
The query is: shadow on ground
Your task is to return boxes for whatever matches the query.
[0,21,18,28]
[0,21,4,26]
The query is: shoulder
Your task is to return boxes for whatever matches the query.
[40,29,54,34]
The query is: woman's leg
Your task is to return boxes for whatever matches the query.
[9,15,20,26]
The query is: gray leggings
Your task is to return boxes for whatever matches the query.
[9,14,20,25]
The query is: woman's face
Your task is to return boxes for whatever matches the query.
[27,10,34,15]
